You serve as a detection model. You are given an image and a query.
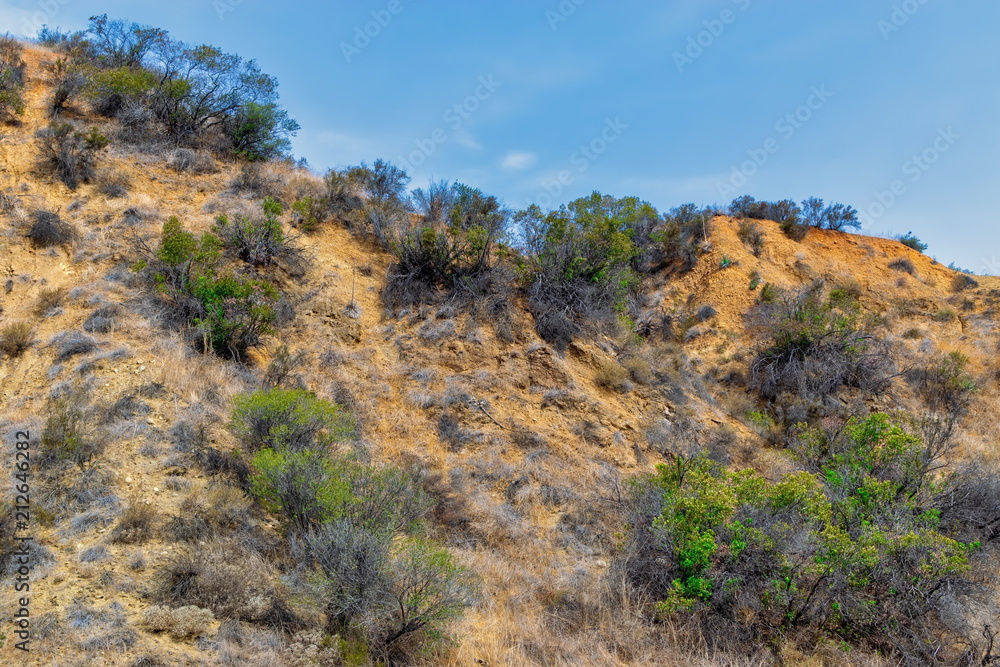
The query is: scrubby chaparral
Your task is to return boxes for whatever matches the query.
[1,18,999,667]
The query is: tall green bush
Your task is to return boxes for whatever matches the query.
[625,413,977,655]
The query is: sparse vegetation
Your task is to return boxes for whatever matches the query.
[736,219,765,257]
[214,197,310,276]
[2,21,997,667]
[0,36,27,122]
[730,196,807,241]
[34,286,67,316]
[94,166,131,198]
[747,284,892,407]
[35,122,109,189]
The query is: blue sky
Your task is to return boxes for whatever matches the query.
[3,0,999,273]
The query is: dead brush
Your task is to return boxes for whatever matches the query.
[0,321,32,357]
[110,495,158,544]
[34,286,67,316]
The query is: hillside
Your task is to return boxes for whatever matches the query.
[2,36,1000,667]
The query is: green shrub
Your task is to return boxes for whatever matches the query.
[898,232,928,253]
[623,413,977,658]
[224,101,300,161]
[134,216,280,359]
[83,65,158,117]
[291,196,327,232]
[214,198,310,276]
[193,275,279,358]
[230,388,354,454]
[515,193,654,348]
[249,448,355,531]
[757,282,778,304]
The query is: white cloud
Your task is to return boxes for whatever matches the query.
[501,151,537,171]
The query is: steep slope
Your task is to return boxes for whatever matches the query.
[1,42,998,666]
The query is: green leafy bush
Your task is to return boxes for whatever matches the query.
[291,196,327,232]
[133,217,280,359]
[224,101,300,161]
[230,388,354,454]
[515,192,655,348]
[249,448,355,531]
[623,413,978,658]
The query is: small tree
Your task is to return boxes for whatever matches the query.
[898,232,928,253]
[133,216,280,359]
[224,101,300,161]
[801,197,860,231]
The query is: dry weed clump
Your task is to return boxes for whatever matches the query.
[594,358,631,393]
[142,605,215,638]
[0,321,32,357]
[27,209,78,248]
[110,495,158,544]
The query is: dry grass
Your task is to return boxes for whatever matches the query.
[594,358,631,392]
[0,321,32,357]
[110,495,158,544]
